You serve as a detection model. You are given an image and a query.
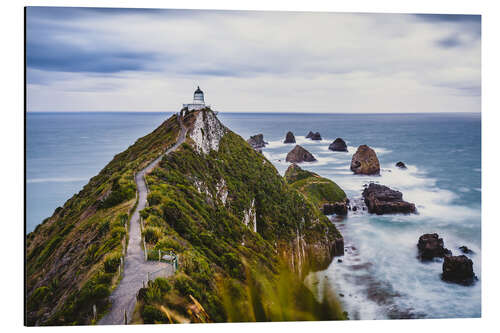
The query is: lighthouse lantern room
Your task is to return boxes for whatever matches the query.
[183,86,208,111]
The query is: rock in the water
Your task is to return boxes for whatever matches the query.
[247,134,268,150]
[322,202,348,216]
[396,161,407,169]
[417,233,451,260]
[350,145,380,175]
[459,246,474,254]
[306,131,315,138]
[284,131,296,143]
[442,255,476,285]
[285,145,317,163]
[310,132,322,140]
[362,183,416,215]
[333,237,345,256]
[329,138,348,152]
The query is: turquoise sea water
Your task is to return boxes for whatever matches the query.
[26,111,481,319]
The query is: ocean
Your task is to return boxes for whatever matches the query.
[26,111,481,319]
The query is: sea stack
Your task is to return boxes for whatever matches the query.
[417,233,451,261]
[310,132,322,140]
[247,134,268,150]
[329,138,348,152]
[306,131,314,139]
[396,161,407,169]
[284,131,296,143]
[442,255,476,285]
[286,145,317,163]
[350,145,380,175]
[362,183,416,215]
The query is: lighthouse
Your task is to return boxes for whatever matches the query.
[183,86,208,111]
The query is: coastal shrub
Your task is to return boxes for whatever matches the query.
[97,220,110,236]
[144,283,163,304]
[173,274,199,299]
[103,252,121,273]
[182,250,211,275]
[36,235,63,267]
[145,215,165,229]
[147,191,164,206]
[110,225,126,239]
[117,213,128,226]
[154,277,172,293]
[83,244,99,266]
[155,235,184,253]
[144,226,163,244]
[100,177,136,209]
[142,305,168,324]
[29,286,50,309]
[94,271,113,286]
[222,252,244,279]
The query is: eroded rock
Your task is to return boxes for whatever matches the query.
[350,145,380,175]
[362,183,416,215]
[322,202,348,216]
[285,145,317,163]
[310,132,322,140]
[396,161,407,169]
[417,233,451,261]
[442,255,476,285]
[284,131,296,143]
[329,138,348,152]
[247,134,268,150]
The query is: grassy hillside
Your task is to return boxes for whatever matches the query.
[284,163,347,209]
[26,114,181,325]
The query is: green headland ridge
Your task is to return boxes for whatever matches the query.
[26,108,346,325]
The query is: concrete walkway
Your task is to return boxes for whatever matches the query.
[99,115,187,325]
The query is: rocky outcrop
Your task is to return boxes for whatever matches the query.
[305,131,321,140]
[190,109,227,154]
[442,255,476,285]
[459,246,474,254]
[286,145,317,163]
[322,202,348,216]
[350,145,380,175]
[284,131,296,144]
[285,234,344,276]
[247,134,268,150]
[396,161,407,169]
[417,233,451,260]
[362,183,416,215]
[310,132,322,140]
[329,138,348,152]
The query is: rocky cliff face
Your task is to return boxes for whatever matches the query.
[187,108,226,154]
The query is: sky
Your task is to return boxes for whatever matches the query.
[26,7,481,113]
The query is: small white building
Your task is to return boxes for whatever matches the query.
[183,86,209,111]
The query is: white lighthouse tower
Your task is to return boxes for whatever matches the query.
[183,86,208,111]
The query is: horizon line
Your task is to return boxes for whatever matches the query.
[26,110,481,114]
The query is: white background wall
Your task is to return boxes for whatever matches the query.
[1,1,499,333]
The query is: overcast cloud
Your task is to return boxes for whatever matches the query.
[26,7,481,113]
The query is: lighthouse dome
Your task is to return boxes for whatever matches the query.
[193,86,205,105]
